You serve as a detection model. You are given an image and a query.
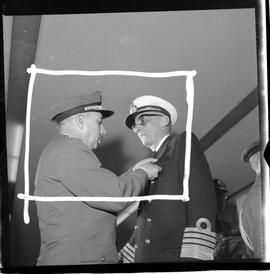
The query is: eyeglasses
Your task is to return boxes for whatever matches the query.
[132,114,163,131]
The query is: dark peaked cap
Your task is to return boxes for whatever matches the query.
[48,91,114,123]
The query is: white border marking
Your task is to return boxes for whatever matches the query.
[258,0,269,262]
[18,193,188,202]
[18,64,196,224]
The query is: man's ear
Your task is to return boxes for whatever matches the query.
[160,115,170,127]
[75,114,85,130]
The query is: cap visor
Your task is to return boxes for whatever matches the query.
[241,141,260,162]
[125,113,137,129]
[97,109,114,118]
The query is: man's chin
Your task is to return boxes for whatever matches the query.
[139,137,151,148]
[94,138,103,149]
[90,141,99,150]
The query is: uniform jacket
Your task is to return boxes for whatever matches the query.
[239,175,263,258]
[119,132,217,263]
[34,133,148,265]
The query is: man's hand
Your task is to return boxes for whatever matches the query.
[132,158,158,170]
[132,158,161,180]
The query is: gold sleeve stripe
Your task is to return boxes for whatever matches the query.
[126,242,136,253]
[181,251,214,260]
[183,227,216,237]
[123,245,135,258]
[183,232,216,243]
[182,238,216,249]
[180,244,215,260]
[118,249,134,263]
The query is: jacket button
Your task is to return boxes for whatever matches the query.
[147,218,151,223]
[134,225,139,229]
[101,257,105,262]
[145,239,150,244]
[134,244,138,249]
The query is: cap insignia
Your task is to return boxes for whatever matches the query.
[84,105,102,111]
[129,103,138,114]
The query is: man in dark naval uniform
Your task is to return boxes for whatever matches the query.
[118,95,217,263]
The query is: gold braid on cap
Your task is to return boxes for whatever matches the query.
[129,103,138,114]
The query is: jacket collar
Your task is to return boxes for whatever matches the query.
[152,134,175,159]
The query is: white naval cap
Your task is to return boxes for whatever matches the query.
[125,95,178,129]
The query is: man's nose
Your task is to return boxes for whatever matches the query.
[132,124,140,134]
[100,125,106,136]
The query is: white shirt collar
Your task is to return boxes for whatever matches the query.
[60,131,76,139]
[152,134,170,152]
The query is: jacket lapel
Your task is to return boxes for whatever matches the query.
[155,134,174,160]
